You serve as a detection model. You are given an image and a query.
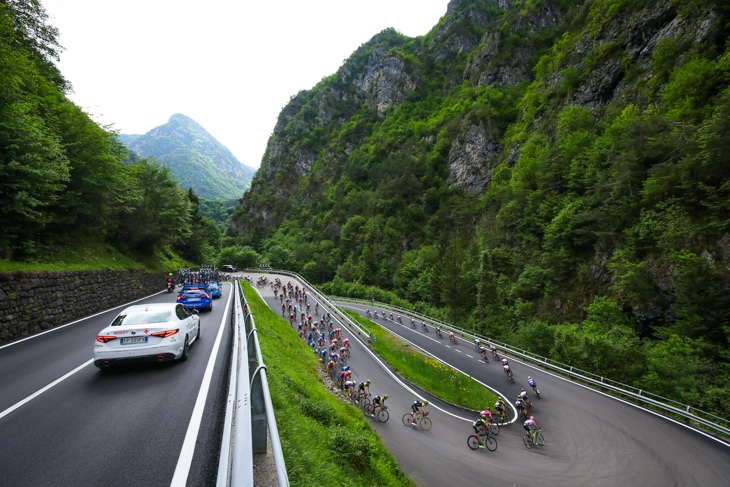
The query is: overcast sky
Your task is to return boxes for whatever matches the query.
[41,0,451,169]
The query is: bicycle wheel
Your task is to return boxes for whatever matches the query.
[523,434,534,449]
[419,416,432,431]
[467,435,480,450]
[377,409,389,423]
[359,397,371,409]
[485,436,497,451]
[402,413,413,426]
[536,432,545,446]
[489,421,500,435]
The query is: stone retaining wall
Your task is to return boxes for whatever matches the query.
[0,269,168,344]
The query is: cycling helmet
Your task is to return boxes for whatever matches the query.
[521,388,525,391]
[383,394,388,399]
[528,376,532,379]
[365,380,371,385]
[485,407,490,411]
[530,416,535,421]
[423,400,429,406]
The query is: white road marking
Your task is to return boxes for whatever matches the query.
[0,290,167,350]
[170,283,234,487]
[0,358,93,420]
[456,349,462,353]
[466,354,474,359]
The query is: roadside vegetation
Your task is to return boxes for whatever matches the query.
[0,2,220,268]
[342,309,497,411]
[242,283,414,487]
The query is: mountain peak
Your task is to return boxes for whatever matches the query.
[121,115,256,200]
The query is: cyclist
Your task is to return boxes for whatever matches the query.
[449,330,456,343]
[370,394,388,416]
[339,346,348,359]
[411,399,428,425]
[410,318,415,328]
[344,379,355,399]
[315,302,319,314]
[474,338,481,349]
[515,398,527,418]
[472,413,489,448]
[519,388,532,407]
[326,360,335,375]
[478,345,488,359]
[528,376,540,396]
[343,338,350,351]
[366,309,371,317]
[481,407,494,424]
[501,357,509,366]
[503,364,512,378]
[494,397,505,421]
[338,369,348,389]
[356,380,371,401]
[524,416,540,444]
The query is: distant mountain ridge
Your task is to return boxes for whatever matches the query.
[122,114,255,200]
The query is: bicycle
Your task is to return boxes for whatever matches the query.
[368,404,389,423]
[523,429,545,449]
[402,411,432,431]
[486,417,500,435]
[467,429,498,452]
[495,409,508,423]
[357,393,371,410]
[435,329,443,339]
[505,368,515,383]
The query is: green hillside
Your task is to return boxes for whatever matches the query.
[125,114,256,200]
[231,0,730,417]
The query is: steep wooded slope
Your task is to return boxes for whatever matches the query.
[232,0,730,414]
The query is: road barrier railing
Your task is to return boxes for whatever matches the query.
[245,268,374,347]
[329,296,730,442]
[217,281,289,487]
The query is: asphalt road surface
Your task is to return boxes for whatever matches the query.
[248,272,730,487]
[0,283,235,487]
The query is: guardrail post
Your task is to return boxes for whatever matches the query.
[247,329,257,378]
[250,366,268,453]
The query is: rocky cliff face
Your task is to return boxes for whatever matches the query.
[236,0,724,229]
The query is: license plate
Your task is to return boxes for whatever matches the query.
[186,298,200,302]
[121,336,148,345]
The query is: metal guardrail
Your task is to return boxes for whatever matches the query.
[330,296,730,441]
[245,268,374,346]
[217,281,289,487]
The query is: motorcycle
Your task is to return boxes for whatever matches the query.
[166,281,175,293]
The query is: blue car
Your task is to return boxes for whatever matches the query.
[177,284,213,311]
[208,281,222,298]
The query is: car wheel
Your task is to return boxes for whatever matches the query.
[179,336,190,362]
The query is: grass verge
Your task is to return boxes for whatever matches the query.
[0,243,187,273]
[243,283,414,487]
[341,309,497,411]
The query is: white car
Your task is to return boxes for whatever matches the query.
[94,303,201,369]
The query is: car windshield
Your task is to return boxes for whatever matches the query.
[182,288,204,294]
[111,310,171,326]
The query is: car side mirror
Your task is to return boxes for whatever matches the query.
[192,309,199,314]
